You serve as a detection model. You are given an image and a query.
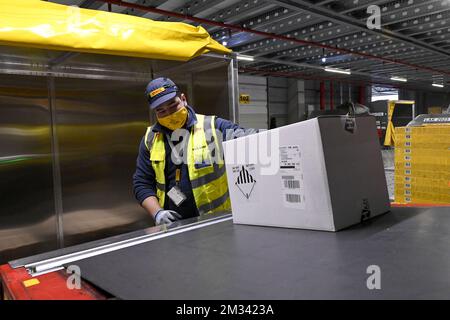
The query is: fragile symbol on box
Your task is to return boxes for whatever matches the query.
[235,165,256,199]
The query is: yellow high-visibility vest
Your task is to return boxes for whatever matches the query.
[144,114,231,214]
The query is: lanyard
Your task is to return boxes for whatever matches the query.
[167,137,183,187]
[175,167,181,186]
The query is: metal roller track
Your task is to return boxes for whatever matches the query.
[21,213,232,277]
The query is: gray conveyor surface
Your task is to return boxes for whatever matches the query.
[71,207,450,299]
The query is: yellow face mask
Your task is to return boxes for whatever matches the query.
[157,106,188,131]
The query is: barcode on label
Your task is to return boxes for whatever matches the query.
[282,176,295,180]
[284,180,300,189]
[285,194,301,203]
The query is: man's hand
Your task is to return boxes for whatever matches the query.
[154,209,182,225]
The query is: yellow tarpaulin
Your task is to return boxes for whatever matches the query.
[0,0,231,61]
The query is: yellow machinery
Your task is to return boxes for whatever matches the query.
[383,100,415,146]
[428,106,443,114]
[394,119,450,205]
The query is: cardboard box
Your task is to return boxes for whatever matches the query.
[222,116,390,231]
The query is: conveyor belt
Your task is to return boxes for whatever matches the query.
[69,207,450,299]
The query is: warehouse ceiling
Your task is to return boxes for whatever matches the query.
[50,0,450,90]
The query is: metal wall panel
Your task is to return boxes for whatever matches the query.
[192,64,231,120]
[0,75,57,263]
[238,75,268,129]
[268,76,288,128]
[53,78,154,247]
[287,79,306,124]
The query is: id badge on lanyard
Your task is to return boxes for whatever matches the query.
[167,167,187,207]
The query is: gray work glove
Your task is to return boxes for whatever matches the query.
[154,209,182,225]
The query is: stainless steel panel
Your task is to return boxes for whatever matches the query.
[192,63,231,119]
[229,58,240,124]
[53,78,154,247]
[0,74,58,264]
[0,45,236,258]
[0,45,155,82]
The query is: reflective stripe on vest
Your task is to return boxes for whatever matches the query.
[144,114,231,214]
[145,127,166,207]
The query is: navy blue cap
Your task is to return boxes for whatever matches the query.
[145,77,179,109]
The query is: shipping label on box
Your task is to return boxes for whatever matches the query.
[279,145,306,209]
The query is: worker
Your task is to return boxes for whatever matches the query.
[133,77,253,225]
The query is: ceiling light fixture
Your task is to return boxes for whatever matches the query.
[324,67,351,75]
[390,76,407,82]
[236,54,255,61]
